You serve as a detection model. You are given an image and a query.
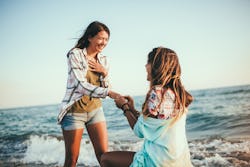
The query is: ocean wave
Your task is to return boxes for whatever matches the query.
[1,85,250,166]
[21,135,98,166]
[217,87,250,96]
[1,134,250,167]
[190,137,250,167]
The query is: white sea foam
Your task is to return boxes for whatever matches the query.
[22,135,98,166]
[190,138,250,167]
[21,135,143,166]
[205,153,232,166]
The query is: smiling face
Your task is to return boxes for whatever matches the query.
[88,30,109,53]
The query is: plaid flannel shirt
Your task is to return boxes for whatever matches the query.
[57,48,110,123]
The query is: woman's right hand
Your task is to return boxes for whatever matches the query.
[114,96,128,109]
[124,96,135,111]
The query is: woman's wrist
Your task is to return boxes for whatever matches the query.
[108,90,115,99]
[121,103,129,115]
[121,103,129,111]
[121,103,140,118]
[130,108,140,117]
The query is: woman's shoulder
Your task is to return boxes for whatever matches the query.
[165,88,175,100]
[150,85,162,95]
[67,48,85,59]
[68,48,82,55]
[147,86,164,104]
[150,86,175,97]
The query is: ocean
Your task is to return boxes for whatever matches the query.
[0,84,250,167]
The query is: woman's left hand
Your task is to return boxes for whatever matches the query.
[115,96,128,109]
[88,59,107,77]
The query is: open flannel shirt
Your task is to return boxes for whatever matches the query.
[57,48,110,123]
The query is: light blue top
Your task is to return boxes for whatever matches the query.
[130,114,193,167]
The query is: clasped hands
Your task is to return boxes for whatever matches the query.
[108,91,135,112]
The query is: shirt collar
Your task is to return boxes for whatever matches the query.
[82,48,102,61]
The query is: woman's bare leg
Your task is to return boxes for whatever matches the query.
[87,121,108,164]
[101,151,135,167]
[63,129,84,167]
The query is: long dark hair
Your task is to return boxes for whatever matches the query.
[143,47,193,124]
[75,21,110,49]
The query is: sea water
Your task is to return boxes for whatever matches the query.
[0,85,250,167]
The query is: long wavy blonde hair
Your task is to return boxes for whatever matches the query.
[142,47,193,124]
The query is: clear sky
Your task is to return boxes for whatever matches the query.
[1,0,250,108]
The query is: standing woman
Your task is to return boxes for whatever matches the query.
[58,21,120,167]
[101,47,193,167]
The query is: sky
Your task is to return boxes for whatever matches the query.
[1,0,250,108]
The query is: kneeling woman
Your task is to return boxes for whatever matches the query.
[101,47,193,167]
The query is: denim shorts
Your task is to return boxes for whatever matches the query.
[61,107,106,130]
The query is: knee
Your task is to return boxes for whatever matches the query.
[96,150,107,162]
[100,153,109,167]
[100,152,117,167]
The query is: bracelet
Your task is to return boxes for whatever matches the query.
[121,103,128,111]
[123,109,130,115]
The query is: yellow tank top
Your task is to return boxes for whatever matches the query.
[69,70,102,113]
